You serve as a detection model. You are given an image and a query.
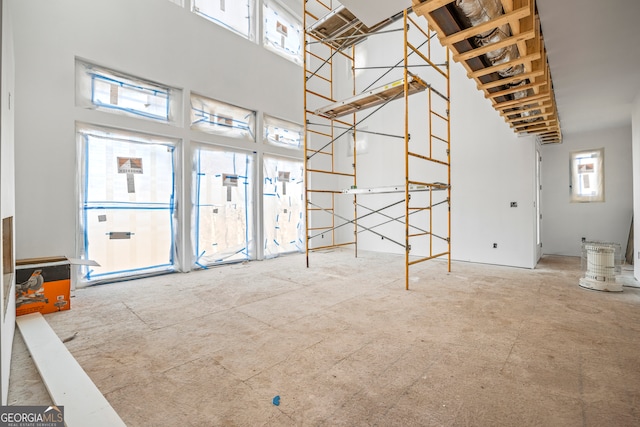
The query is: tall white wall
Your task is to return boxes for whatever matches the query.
[341,22,538,269]
[632,92,640,279]
[541,125,633,256]
[1,0,16,405]
[11,0,303,265]
[449,61,538,269]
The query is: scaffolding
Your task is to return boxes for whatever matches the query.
[304,1,451,289]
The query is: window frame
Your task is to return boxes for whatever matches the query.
[263,114,303,150]
[190,93,257,141]
[76,59,181,124]
[262,0,303,65]
[192,0,256,41]
[570,148,605,203]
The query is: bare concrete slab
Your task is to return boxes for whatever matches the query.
[9,251,640,426]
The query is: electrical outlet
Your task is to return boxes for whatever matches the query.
[510,202,518,208]
[493,243,498,249]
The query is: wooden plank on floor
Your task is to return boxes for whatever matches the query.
[16,313,126,427]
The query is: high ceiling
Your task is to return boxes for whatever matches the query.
[536,0,640,136]
[320,0,640,138]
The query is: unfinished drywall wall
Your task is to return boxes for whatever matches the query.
[449,60,538,269]
[342,19,538,268]
[11,0,303,268]
[632,92,640,279]
[541,125,633,256]
[1,0,16,405]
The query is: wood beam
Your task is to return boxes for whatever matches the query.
[485,79,547,99]
[477,69,544,91]
[412,0,457,17]
[441,6,530,46]
[493,92,550,109]
[468,52,540,79]
[453,29,535,62]
[501,101,552,118]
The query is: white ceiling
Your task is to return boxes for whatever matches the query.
[339,0,412,27]
[537,0,640,136]
[326,0,640,137]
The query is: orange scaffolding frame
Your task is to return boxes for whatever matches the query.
[304,2,451,289]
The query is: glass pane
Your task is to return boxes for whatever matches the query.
[80,128,178,282]
[263,155,304,257]
[193,0,255,40]
[570,148,604,202]
[190,93,256,141]
[193,146,255,266]
[264,115,303,149]
[263,0,303,65]
[77,60,174,122]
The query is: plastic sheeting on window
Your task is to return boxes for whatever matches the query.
[190,93,256,141]
[192,0,256,41]
[570,148,604,203]
[77,125,179,284]
[263,115,303,150]
[75,59,181,123]
[192,145,255,268]
[263,155,304,258]
[263,0,303,65]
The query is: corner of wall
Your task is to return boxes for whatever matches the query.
[1,0,17,406]
[632,91,640,280]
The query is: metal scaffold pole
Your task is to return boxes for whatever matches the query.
[304,2,451,287]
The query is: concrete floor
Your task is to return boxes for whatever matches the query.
[8,250,640,426]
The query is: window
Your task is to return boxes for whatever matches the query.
[192,145,255,267]
[264,115,303,149]
[263,155,304,257]
[263,0,303,65]
[570,148,604,202]
[76,59,180,123]
[192,0,255,41]
[78,125,179,284]
[190,93,256,141]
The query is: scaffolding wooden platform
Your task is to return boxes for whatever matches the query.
[343,183,449,194]
[316,75,429,119]
[307,5,406,50]
[411,0,562,143]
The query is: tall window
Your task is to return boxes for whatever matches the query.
[190,93,256,141]
[570,148,604,202]
[76,59,180,123]
[192,145,255,267]
[78,125,179,284]
[263,155,304,257]
[263,0,303,65]
[192,0,255,41]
